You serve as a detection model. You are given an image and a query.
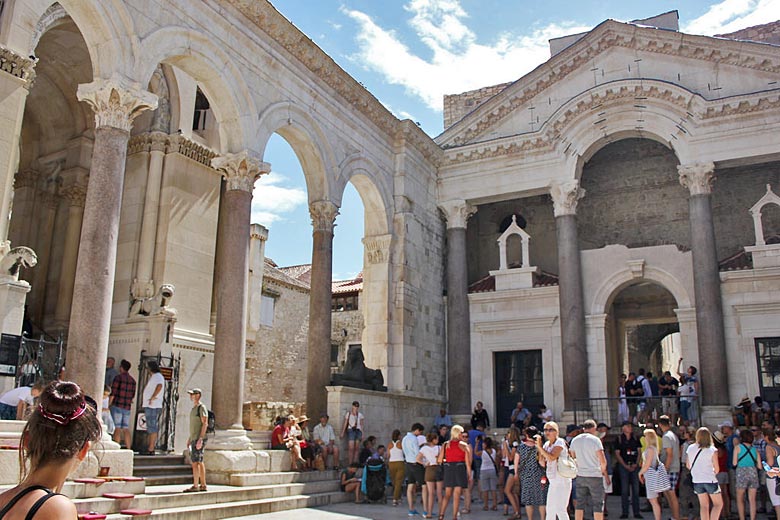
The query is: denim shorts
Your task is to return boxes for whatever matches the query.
[347,428,362,442]
[145,407,161,433]
[693,482,721,495]
[111,406,131,430]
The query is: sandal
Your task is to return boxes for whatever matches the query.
[199,485,207,492]
[182,486,199,493]
[492,506,498,511]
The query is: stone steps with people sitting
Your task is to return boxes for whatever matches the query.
[72,472,346,519]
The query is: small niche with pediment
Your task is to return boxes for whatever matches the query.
[489,214,539,290]
[745,184,780,269]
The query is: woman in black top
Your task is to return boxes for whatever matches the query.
[0,381,101,519]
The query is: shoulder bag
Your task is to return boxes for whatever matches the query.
[644,449,672,494]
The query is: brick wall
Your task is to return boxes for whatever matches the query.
[331,304,364,369]
[717,20,780,45]
[443,82,511,131]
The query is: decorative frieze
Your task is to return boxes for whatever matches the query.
[211,151,270,193]
[439,199,477,229]
[0,45,37,88]
[77,74,158,132]
[309,200,339,233]
[678,162,715,196]
[550,180,585,217]
[127,132,219,168]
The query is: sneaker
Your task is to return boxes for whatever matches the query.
[619,515,629,519]
[634,515,644,519]
[408,510,420,516]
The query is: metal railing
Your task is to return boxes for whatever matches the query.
[573,396,701,428]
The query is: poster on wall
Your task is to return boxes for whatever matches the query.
[0,334,22,376]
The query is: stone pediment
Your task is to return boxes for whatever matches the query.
[436,19,780,149]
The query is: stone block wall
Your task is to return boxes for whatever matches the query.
[242,401,305,431]
[717,21,780,45]
[244,278,309,406]
[577,138,691,253]
[467,195,558,284]
[443,82,511,130]
[331,306,363,370]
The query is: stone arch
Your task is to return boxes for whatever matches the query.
[256,101,336,204]
[591,266,691,317]
[135,26,256,153]
[545,79,701,179]
[15,0,135,79]
[334,155,392,237]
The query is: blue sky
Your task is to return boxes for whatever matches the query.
[253,0,780,279]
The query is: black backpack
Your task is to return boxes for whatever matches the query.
[207,410,216,435]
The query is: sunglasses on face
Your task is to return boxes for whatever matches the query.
[543,428,556,432]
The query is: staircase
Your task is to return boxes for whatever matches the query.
[133,454,192,486]
[73,470,346,519]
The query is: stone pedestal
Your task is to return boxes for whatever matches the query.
[700,405,733,430]
[306,201,339,418]
[745,244,780,269]
[490,266,539,290]
[68,76,157,402]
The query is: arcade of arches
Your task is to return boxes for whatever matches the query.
[1,0,780,481]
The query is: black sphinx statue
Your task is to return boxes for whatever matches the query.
[331,345,387,392]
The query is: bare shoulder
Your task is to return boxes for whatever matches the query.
[36,494,77,519]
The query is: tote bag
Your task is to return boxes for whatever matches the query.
[645,456,672,494]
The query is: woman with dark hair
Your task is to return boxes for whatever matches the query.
[388,429,405,506]
[519,425,547,520]
[733,429,761,520]
[0,380,101,518]
[502,426,522,519]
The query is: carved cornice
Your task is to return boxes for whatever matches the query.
[127,132,219,168]
[439,199,477,229]
[223,0,440,164]
[77,74,158,132]
[550,180,585,217]
[13,170,39,190]
[701,92,780,119]
[309,200,339,233]
[441,21,780,147]
[0,45,37,88]
[211,151,270,193]
[250,223,268,241]
[678,162,715,196]
[362,234,392,264]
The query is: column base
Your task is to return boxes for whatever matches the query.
[204,428,252,451]
[451,414,472,428]
[700,405,732,430]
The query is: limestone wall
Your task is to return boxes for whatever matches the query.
[443,82,511,130]
[717,21,780,45]
[330,306,363,370]
[244,278,309,406]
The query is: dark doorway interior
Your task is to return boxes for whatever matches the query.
[494,350,543,428]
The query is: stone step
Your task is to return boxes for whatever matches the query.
[73,480,343,516]
[133,455,185,467]
[229,469,339,487]
[100,491,347,519]
[140,475,193,487]
[132,465,192,476]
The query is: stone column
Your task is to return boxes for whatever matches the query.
[678,162,729,406]
[132,132,168,299]
[8,170,40,247]
[550,180,589,410]
[210,152,270,433]
[53,182,87,326]
[68,76,157,402]
[29,188,59,323]
[306,200,339,418]
[439,199,476,416]
[0,48,36,244]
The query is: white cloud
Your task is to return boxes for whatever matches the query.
[251,170,307,227]
[341,0,590,111]
[682,0,780,36]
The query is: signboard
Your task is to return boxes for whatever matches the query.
[159,366,173,381]
[0,334,22,376]
[136,412,147,431]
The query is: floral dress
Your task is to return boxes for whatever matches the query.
[518,442,548,506]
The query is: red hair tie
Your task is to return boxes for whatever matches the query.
[38,401,87,425]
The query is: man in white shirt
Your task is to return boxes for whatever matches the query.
[313,413,339,469]
[0,382,43,420]
[402,423,425,516]
[570,419,611,520]
[142,360,166,455]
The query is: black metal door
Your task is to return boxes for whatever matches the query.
[494,350,544,428]
[133,351,180,452]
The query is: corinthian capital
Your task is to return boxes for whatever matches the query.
[77,74,158,132]
[439,199,477,229]
[0,45,37,88]
[211,151,271,193]
[550,180,585,217]
[60,184,87,208]
[678,162,715,196]
[309,200,339,233]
